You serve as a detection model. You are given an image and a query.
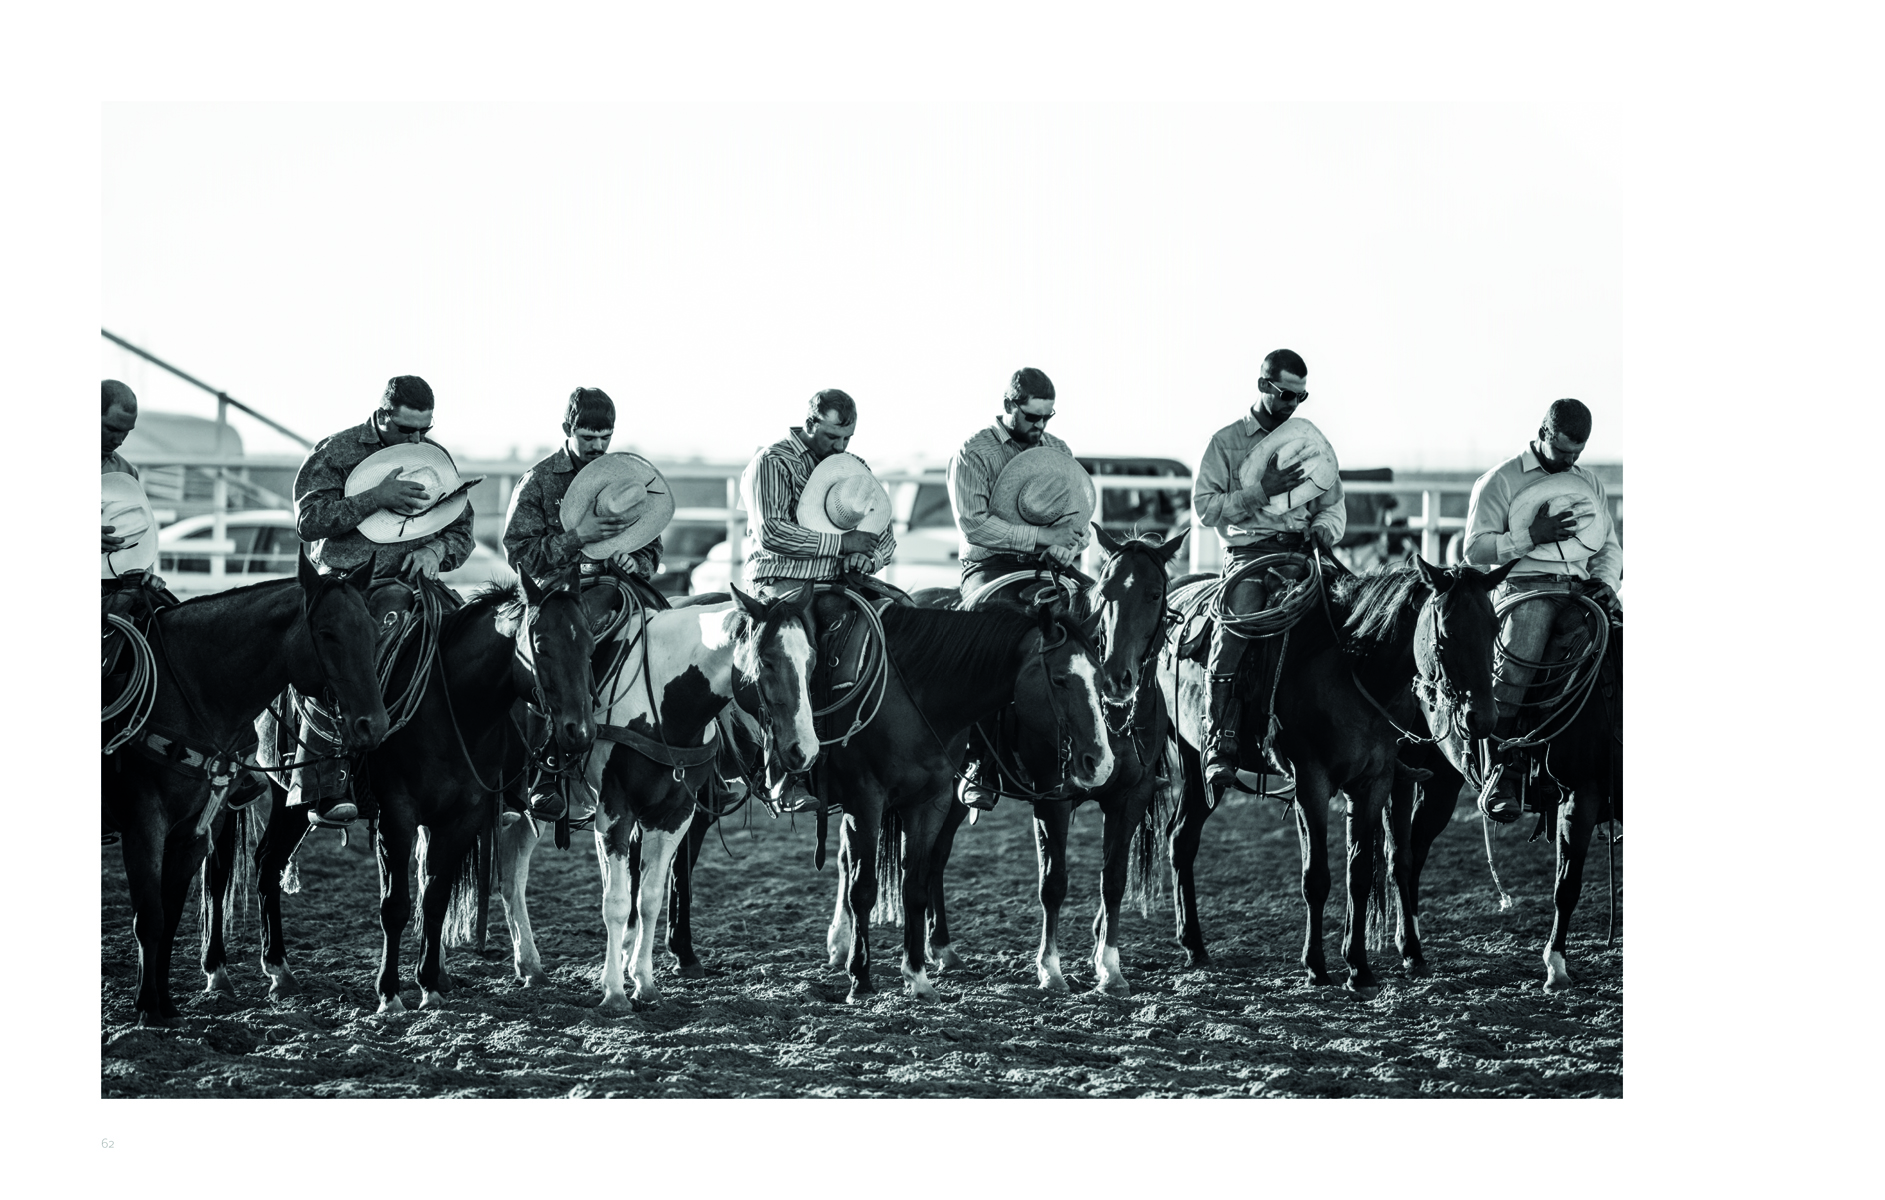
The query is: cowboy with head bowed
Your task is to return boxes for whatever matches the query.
[1464,397,1622,822]
[738,388,899,811]
[1191,348,1346,802]
[502,386,674,820]
[945,366,1097,810]
[101,379,178,610]
[287,374,481,825]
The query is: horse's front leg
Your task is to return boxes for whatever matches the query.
[1294,768,1334,986]
[1385,764,1426,976]
[1091,786,1144,997]
[899,798,945,999]
[827,809,857,970]
[495,812,550,987]
[120,788,187,1025]
[200,808,239,996]
[844,801,881,1003]
[1169,738,1213,968]
[1340,773,1391,992]
[1032,796,1073,993]
[667,806,713,978]
[594,807,637,1015]
[258,786,312,999]
[925,798,970,972]
[1545,783,1605,990]
[374,818,414,1013]
[627,809,693,1007]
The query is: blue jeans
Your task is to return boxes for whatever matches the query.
[1491,575,1597,723]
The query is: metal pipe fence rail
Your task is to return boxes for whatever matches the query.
[123,455,1619,587]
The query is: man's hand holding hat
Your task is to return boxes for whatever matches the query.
[368,468,430,517]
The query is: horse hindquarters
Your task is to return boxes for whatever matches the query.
[1168,737,1214,968]
[1339,773,1393,992]
[666,808,714,978]
[413,822,481,1005]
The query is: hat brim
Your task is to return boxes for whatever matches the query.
[986,447,1097,534]
[560,453,676,559]
[102,474,159,578]
[356,483,478,544]
[1509,475,1606,562]
[796,453,892,537]
[345,444,480,544]
[1238,419,1340,513]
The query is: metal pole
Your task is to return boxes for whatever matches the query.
[101,328,314,449]
[1420,490,1438,563]
[210,471,228,584]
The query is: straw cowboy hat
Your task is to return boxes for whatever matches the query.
[1237,417,1340,514]
[344,443,485,544]
[988,446,1097,536]
[796,453,892,537]
[1507,473,1607,564]
[560,452,676,559]
[101,472,159,579]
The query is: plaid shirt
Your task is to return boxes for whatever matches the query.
[1465,446,1622,590]
[293,420,475,574]
[502,446,663,589]
[1192,409,1346,549]
[947,420,1078,567]
[740,429,895,584]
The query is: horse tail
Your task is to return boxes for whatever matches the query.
[1365,811,1390,952]
[1126,735,1183,916]
[429,826,484,949]
[872,808,904,926]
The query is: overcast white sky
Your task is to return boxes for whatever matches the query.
[103,104,1618,472]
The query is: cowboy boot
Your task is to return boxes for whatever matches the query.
[957,752,1000,811]
[520,706,567,821]
[1202,671,1246,795]
[1475,715,1524,824]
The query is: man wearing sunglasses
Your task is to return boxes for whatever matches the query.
[946,366,1094,809]
[288,374,476,824]
[1191,349,1347,802]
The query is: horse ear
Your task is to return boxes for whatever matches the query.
[1414,556,1442,589]
[1155,527,1190,565]
[1481,558,1520,589]
[729,584,768,623]
[518,568,548,607]
[1092,524,1124,556]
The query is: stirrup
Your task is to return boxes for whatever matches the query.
[1475,764,1522,825]
[308,802,358,829]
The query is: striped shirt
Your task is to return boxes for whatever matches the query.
[947,420,1077,567]
[740,429,896,584]
[1192,409,1346,549]
[1465,446,1622,590]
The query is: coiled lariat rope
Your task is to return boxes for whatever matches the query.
[1489,591,1610,753]
[1206,550,1319,639]
[102,614,158,755]
[810,584,889,747]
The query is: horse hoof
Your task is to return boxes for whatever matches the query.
[596,993,633,1017]
[433,970,455,994]
[1304,968,1333,986]
[204,969,236,997]
[135,1010,175,1029]
[265,970,300,1000]
[1544,952,1574,991]
[630,988,662,1010]
[1038,974,1071,995]
[419,990,446,1010]
[1095,976,1132,998]
[932,945,963,973]
[520,969,552,989]
[1182,948,1211,969]
[675,962,707,980]
[376,994,407,1015]
[1403,956,1431,978]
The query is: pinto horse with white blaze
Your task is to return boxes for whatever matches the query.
[103,553,389,1025]
[203,571,597,1012]
[819,602,1115,1002]
[910,528,1188,996]
[1161,556,1512,992]
[494,586,820,1012]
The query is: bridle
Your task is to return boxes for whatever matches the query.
[1094,544,1177,757]
[1412,587,1479,745]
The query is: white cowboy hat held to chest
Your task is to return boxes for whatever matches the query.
[987,446,1097,535]
[1506,473,1607,563]
[1237,417,1339,514]
[797,453,892,536]
[344,443,485,544]
[102,472,159,578]
[560,452,676,559]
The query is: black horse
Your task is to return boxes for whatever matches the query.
[1161,557,1513,991]
[104,553,389,1025]
[913,529,1188,995]
[1397,591,1622,989]
[203,571,596,1012]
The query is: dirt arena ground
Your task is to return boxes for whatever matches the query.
[101,789,1621,1098]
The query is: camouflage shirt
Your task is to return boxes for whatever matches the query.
[501,446,663,589]
[293,420,475,574]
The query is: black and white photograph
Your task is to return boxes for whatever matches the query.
[28,0,1875,1189]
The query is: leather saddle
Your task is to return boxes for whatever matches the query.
[813,590,900,704]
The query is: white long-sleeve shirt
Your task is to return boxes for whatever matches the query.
[1465,445,1622,589]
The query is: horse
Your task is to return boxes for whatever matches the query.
[814,602,1116,1003]
[201,570,597,1012]
[1396,591,1622,990]
[492,585,821,1012]
[909,528,1188,996]
[102,552,389,1025]
[1160,555,1513,991]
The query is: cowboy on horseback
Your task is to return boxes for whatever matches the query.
[945,366,1097,809]
[1191,349,1345,803]
[503,385,673,820]
[287,374,480,825]
[738,388,899,813]
[101,380,178,618]
[1465,397,1622,822]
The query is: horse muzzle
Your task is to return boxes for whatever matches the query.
[342,709,391,753]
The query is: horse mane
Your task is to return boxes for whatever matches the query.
[158,575,299,612]
[1333,564,1430,653]
[879,606,1038,684]
[445,581,525,638]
